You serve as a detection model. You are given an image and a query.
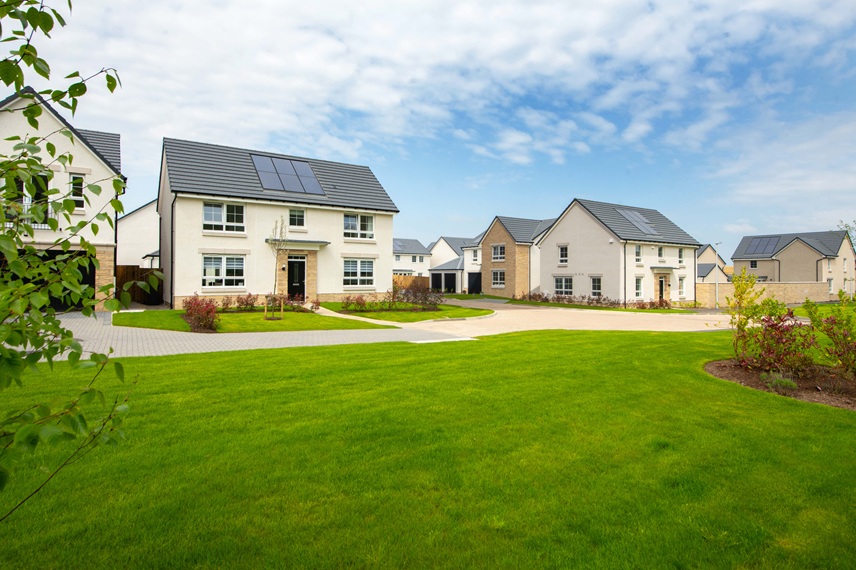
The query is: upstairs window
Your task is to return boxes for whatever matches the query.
[678,248,684,264]
[558,245,568,264]
[344,214,374,239]
[70,175,85,209]
[289,209,305,227]
[657,246,664,259]
[492,245,505,261]
[750,260,758,269]
[635,245,642,263]
[203,203,244,232]
[412,255,417,263]
[473,250,479,261]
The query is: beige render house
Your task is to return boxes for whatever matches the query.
[731,231,855,298]
[157,138,398,307]
[696,244,729,284]
[0,87,124,309]
[478,216,556,298]
[536,199,700,304]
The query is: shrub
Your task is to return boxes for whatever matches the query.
[804,293,856,376]
[235,293,258,311]
[726,268,765,363]
[761,372,798,395]
[182,293,219,331]
[403,280,443,309]
[220,296,234,311]
[752,310,816,377]
[310,299,320,312]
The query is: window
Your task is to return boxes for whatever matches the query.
[591,277,602,297]
[419,256,424,262]
[844,258,848,272]
[412,255,417,263]
[203,203,244,232]
[202,256,245,287]
[828,278,834,293]
[635,245,642,263]
[657,246,664,259]
[70,175,85,209]
[750,260,758,269]
[344,214,374,239]
[679,277,685,296]
[289,209,305,227]
[492,270,505,287]
[635,277,643,298]
[828,259,832,273]
[554,277,573,296]
[678,248,684,264]
[473,250,479,261]
[558,245,568,264]
[492,245,505,261]
[344,259,374,286]
[395,255,400,262]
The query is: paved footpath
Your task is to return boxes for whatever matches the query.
[58,301,732,359]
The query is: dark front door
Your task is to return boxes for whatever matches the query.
[431,273,442,291]
[468,272,482,294]
[287,259,306,298]
[658,276,669,301]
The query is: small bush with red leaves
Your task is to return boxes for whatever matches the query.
[182,293,219,331]
[751,310,816,377]
[235,293,258,311]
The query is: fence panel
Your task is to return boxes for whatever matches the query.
[393,275,429,290]
[116,265,162,305]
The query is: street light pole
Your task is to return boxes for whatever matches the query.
[714,241,722,310]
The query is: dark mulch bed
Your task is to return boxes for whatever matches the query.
[706,360,856,412]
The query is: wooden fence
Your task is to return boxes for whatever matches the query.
[116,265,163,305]
[393,275,429,289]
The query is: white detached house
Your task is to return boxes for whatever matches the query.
[536,199,700,304]
[157,138,398,306]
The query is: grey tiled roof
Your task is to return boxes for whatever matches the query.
[697,263,716,279]
[496,216,557,243]
[0,87,123,176]
[731,231,848,260]
[162,138,398,212]
[430,256,464,271]
[77,129,121,172]
[393,238,431,255]
[574,199,699,246]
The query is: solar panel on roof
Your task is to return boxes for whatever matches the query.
[762,237,779,254]
[250,154,327,196]
[616,208,658,235]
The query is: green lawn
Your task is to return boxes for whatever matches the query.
[112,309,393,332]
[792,301,856,319]
[2,331,855,568]
[321,302,493,322]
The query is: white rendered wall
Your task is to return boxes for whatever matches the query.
[117,201,159,267]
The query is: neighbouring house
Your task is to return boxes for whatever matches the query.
[696,244,729,284]
[731,231,855,298]
[157,138,398,307]
[478,216,556,298]
[117,199,160,268]
[0,87,124,309]
[460,231,485,294]
[536,199,699,304]
[392,238,431,277]
[427,235,481,293]
[428,236,471,268]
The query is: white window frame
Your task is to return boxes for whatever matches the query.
[202,255,245,288]
[344,259,374,287]
[828,258,832,273]
[70,174,85,210]
[635,245,642,263]
[750,260,758,269]
[203,202,245,233]
[344,214,374,239]
[678,277,685,297]
[828,278,834,293]
[657,246,664,259]
[395,254,400,262]
[412,255,417,263]
[554,276,573,296]
[472,249,479,262]
[591,276,602,297]
[288,209,305,227]
[678,248,684,264]
[635,277,643,298]
[492,245,505,261]
[558,245,568,264]
[492,270,505,287]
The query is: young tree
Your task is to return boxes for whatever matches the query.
[0,1,149,520]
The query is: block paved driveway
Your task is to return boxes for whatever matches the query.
[58,300,732,358]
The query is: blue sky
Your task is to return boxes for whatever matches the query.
[30,0,856,263]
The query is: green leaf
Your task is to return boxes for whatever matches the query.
[33,57,50,79]
[68,81,86,97]
[106,73,117,92]
[39,424,65,444]
[113,361,125,382]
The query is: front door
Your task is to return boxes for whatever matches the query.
[287,256,306,299]
[658,275,669,301]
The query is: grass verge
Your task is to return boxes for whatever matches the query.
[321,302,493,322]
[112,309,393,332]
[2,330,855,567]
[507,298,694,313]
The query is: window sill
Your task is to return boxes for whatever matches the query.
[558,262,568,267]
[635,263,644,267]
[492,285,505,289]
[288,227,308,233]
[202,230,247,238]
[201,287,247,293]
[491,259,505,263]
[344,286,376,291]
[344,238,376,244]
